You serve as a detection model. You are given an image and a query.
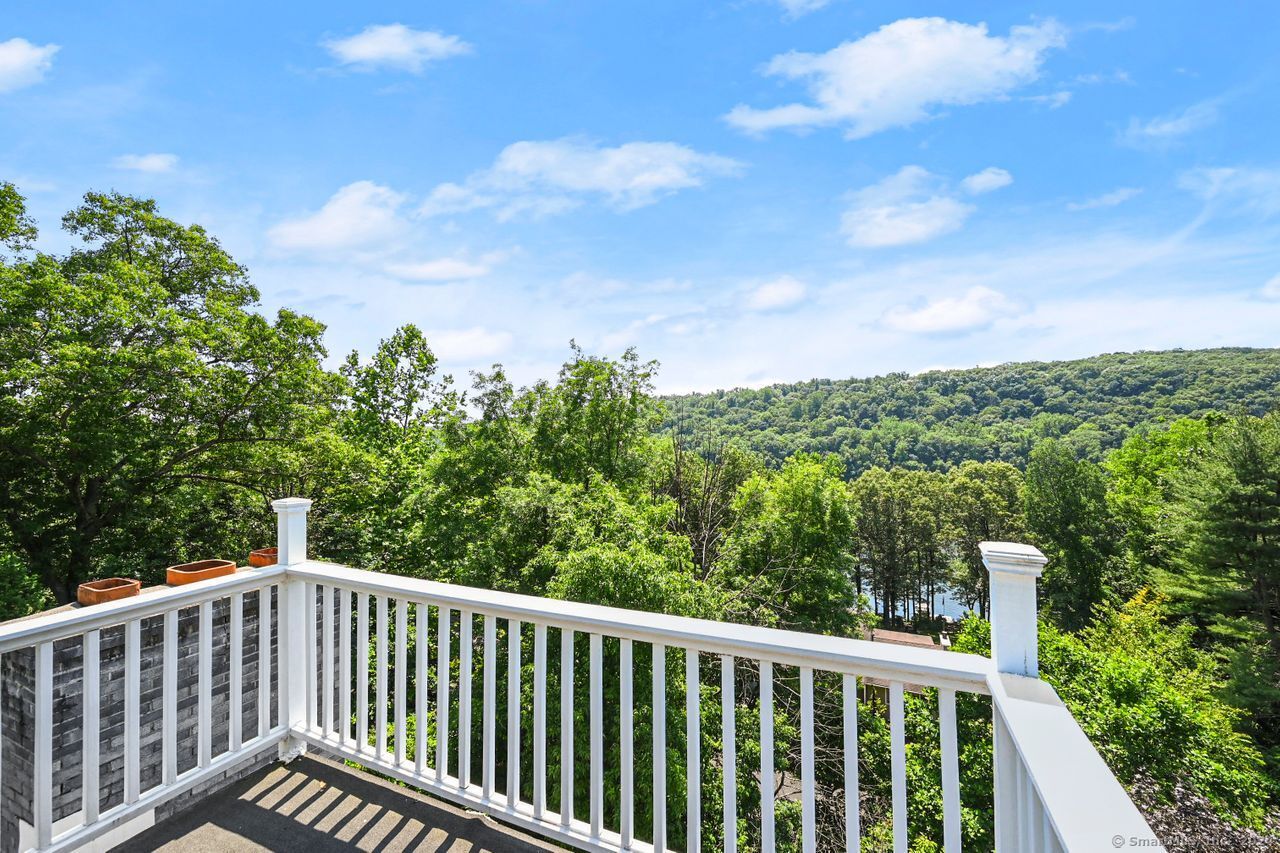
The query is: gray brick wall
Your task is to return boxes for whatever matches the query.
[0,587,280,853]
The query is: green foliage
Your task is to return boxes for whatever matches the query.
[0,189,337,599]
[717,454,865,634]
[0,549,52,620]
[954,595,1275,830]
[1024,439,1122,629]
[0,181,37,255]
[664,349,1280,475]
[6,189,1280,850]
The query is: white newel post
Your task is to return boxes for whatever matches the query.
[981,540,1048,850]
[274,497,312,761]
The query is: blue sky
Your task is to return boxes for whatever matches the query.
[3,2,1280,392]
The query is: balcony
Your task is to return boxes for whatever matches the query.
[0,498,1156,852]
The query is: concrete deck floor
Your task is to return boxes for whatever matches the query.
[112,756,558,853]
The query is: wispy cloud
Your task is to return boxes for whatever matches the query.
[960,167,1013,195]
[1178,166,1280,216]
[0,37,59,93]
[112,153,179,173]
[1262,274,1280,300]
[428,326,512,361]
[775,0,833,19]
[1120,99,1219,148]
[882,286,1023,334]
[268,181,407,252]
[1068,187,1142,211]
[420,138,742,220]
[323,24,471,73]
[842,165,1010,248]
[725,18,1066,138]
[385,252,506,283]
[745,275,807,311]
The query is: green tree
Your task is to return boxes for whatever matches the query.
[0,190,335,600]
[945,461,1026,617]
[718,454,864,635]
[1024,439,1120,629]
[1170,413,1280,768]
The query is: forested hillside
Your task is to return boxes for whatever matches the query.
[4,186,1280,850]
[663,349,1280,473]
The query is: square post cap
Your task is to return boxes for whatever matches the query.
[271,497,313,513]
[979,541,1048,577]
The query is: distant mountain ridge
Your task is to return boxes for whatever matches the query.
[660,347,1280,475]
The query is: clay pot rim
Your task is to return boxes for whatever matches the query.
[166,558,236,573]
[79,577,141,591]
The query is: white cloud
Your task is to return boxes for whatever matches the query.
[1179,167,1280,216]
[882,286,1022,333]
[428,326,513,361]
[725,17,1066,138]
[960,167,1013,195]
[1262,274,1280,300]
[1120,100,1218,148]
[112,153,179,173]
[842,165,1009,248]
[385,252,506,282]
[0,38,59,93]
[268,181,407,252]
[745,275,807,311]
[1067,187,1142,211]
[1027,90,1072,109]
[420,138,742,219]
[777,0,833,18]
[323,24,471,72]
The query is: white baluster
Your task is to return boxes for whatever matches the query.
[653,643,667,853]
[305,582,317,732]
[721,655,736,853]
[620,638,633,849]
[484,615,497,802]
[890,680,907,853]
[560,628,574,827]
[437,606,451,781]
[357,593,369,751]
[760,661,774,853]
[34,640,52,849]
[509,619,523,809]
[322,586,334,738]
[687,649,700,852]
[231,592,244,752]
[259,587,271,740]
[83,630,100,824]
[395,598,408,765]
[164,612,178,783]
[533,623,547,819]
[198,602,212,768]
[375,595,388,759]
[339,588,351,745]
[589,632,602,837]
[459,610,473,788]
[416,602,429,775]
[800,666,814,853]
[939,688,960,853]
[843,673,860,853]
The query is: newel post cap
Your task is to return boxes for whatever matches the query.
[271,497,313,513]
[979,541,1048,578]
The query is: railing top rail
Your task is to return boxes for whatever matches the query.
[291,561,994,693]
[989,673,1157,850]
[0,564,285,653]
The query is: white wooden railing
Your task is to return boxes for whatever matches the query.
[0,565,289,853]
[0,498,1157,852]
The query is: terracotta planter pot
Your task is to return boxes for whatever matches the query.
[78,577,142,606]
[248,547,278,568]
[166,559,236,586]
